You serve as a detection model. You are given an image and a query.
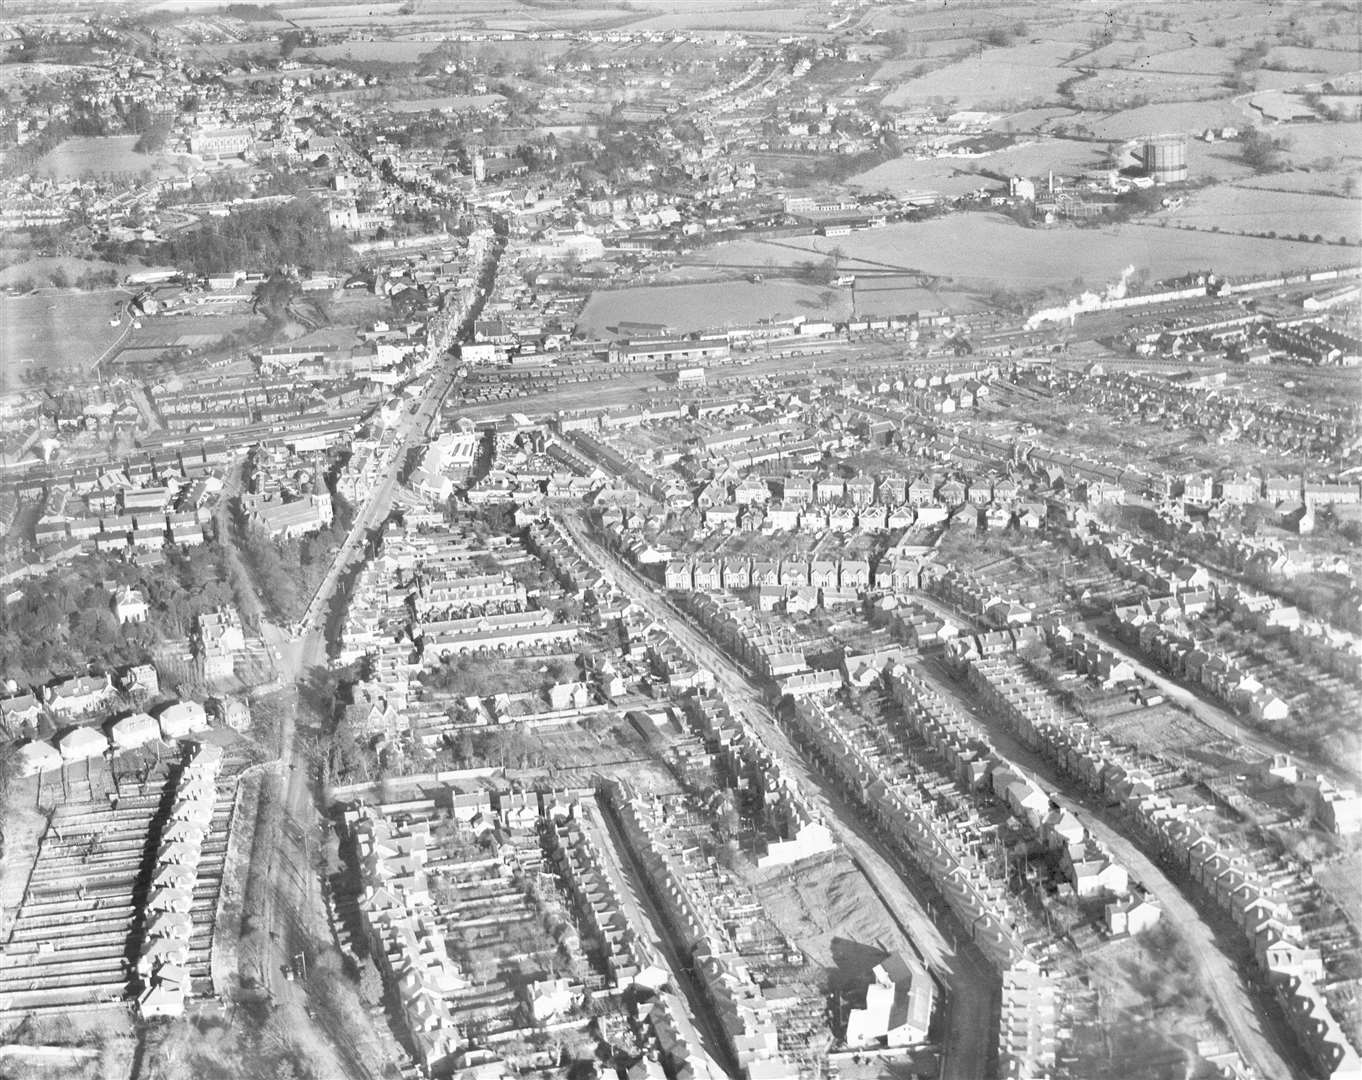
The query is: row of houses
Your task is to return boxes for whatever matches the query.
[691,498,961,536]
[15,701,212,776]
[664,554,872,595]
[682,692,836,869]
[887,669,1147,913]
[961,654,1362,1079]
[525,517,609,597]
[1111,606,1293,726]
[680,592,809,683]
[138,743,223,1018]
[543,806,668,990]
[611,791,807,1080]
[780,695,1049,1074]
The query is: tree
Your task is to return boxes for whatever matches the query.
[252,273,300,322]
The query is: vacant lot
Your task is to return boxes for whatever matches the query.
[577,279,850,336]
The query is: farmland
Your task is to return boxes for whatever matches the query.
[707,215,1342,293]
[576,279,850,337]
[880,44,1076,111]
[1159,184,1361,244]
[850,139,1108,199]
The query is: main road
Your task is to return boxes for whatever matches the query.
[228,231,506,1080]
[557,511,998,1080]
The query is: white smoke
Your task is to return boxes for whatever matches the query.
[1025,265,1137,330]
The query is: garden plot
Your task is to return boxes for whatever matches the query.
[0,747,242,1017]
[0,775,173,1016]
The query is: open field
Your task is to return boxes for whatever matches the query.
[1250,91,1320,122]
[307,42,435,64]
[0,256,127,290]
[1085,100,1249,140]
[989,106,1078,132]
[576,279,851,336]
[850,139,1108,198]
[1068,69,1232,112]
[1160,184,1362,243]
[880,47,1074,110]
[709,214,1341,291]
[1276,120,1362,161]
[121,311,260,353]
[35,135,195,182]
[0,289,131,391]
[625,7,826,32]
[1265,45,1362,76]
[383,94,505,112]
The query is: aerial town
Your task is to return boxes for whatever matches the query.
[0,1,1359,1079]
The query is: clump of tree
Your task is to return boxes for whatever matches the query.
[0,545,236,688]
[980,20,1028,48]
[1240,126,1287,173]
[161,196,351,275]
[1225,39,1271,91]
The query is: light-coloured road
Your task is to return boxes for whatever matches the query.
[558,512,998,1080]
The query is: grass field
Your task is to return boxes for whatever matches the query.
[1085,100,1248,140]
[0,290,131,391]
[0,256,126,290]
[383,94,505,112]
[880,45,1075,110]
[576,279,850,337]
[850,139,1107,198]
[709,214,1343,291]
[1160,184,1361,243]
[1067,69,1230,112]
[1250,91,1319,122]
[36,135,194,181]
